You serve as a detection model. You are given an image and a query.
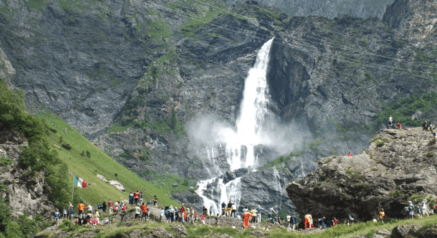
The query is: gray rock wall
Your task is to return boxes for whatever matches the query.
[227,0,395,19]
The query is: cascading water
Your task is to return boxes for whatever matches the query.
[196,38,275,213]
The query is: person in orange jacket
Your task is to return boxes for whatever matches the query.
[333,217,338,227]
[134,190,140,204]
[78,202,85,216]
[242,211,253,229]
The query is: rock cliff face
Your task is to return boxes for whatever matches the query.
[0,121,55,218]
[383,0,437,47]
[286,128,437,223]
[227,0,395,20]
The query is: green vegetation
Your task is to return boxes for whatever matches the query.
[370,137,389,147]
[0,157,13,167]
[426,151,434,158]
[26,0,48,11]
[138,172,196,195]
[388,190,403,197]
[0,79,69,206]
[35,108,181,208]
[376,92,437,127]
[345,169,365,183]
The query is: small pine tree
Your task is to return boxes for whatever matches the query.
[86,151,91,158]
[5,221,23,238]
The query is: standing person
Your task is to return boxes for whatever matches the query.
[78,202,85,216]
[129,192,134,207]
[174,207,179,222]
[221,202,226,216]
[209,205,214,216]
[333,217,338,227]
[318,217,327,229]
[348,214,354,225]
[257,206,263,223]
[159,207,164,222]
[242,211,253,229]
[227,201,232,216]
[304,214,311,229]
[68,202,74,219]
[180,204,186,223]
[63,207,68,219]
[165,206,171,223]
[108,200,114,215]
[170,205,175,223]
[114,201,119,214]
[291,213,297,230]
[54,209,61,226]
[135,203,141,220]
[87,204,93,213]
[190,207,195,224]
[378,209,385,222]
[215,213,220,226]
[139,192,144,204]
[268,207,277,222]
[154,195,158,207]
[407,201,415,219]
[286,213,291,228]
[95,210,100,225]
[202,206,208,217]
[69,206,75,220]
[250,207,258,223]
[134,190,140,205]
[201,212,206,224]
[231,203,237,218]
[397,122,402,129]
[388,115,393,129]
[102,201,107,213]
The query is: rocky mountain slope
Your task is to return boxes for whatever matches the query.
[287,127,437,224]
[2,0,437,212]
[227,0,395,20]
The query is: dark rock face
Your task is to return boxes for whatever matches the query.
[227,0,395,19]
[286,128,437,223]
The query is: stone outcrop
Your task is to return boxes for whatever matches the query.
[286,128,437,223]
[0,121,55,218]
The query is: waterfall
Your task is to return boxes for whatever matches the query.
[196,38,275,211]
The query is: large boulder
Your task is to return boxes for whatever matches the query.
[286,128,437,223]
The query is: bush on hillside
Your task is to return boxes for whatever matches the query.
[0,79,69,206]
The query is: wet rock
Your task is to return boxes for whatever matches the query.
[172,183,178,187]
[151,227,174,238]
[373,229,391,238]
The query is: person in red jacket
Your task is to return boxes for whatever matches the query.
[180,204,186,223]
[82,180,87,189]
[333,217,338,227]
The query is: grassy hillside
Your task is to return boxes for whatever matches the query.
[35,109,181,208]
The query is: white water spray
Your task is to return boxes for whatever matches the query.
[196,38,275,211]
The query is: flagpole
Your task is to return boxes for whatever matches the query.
[72,174,75,202]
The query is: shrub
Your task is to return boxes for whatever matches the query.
[5,221,23,238]
[62,144,72,150]
[0,157,13,166]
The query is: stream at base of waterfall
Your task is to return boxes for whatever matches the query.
[196,38,276,215]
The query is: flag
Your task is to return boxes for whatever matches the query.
[74,176,83,188]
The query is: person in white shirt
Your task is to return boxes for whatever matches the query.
[388,115,393,128]
[231,203,237,218]
[159,208,165,222]
[135,204,141,220]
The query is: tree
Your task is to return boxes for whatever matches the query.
[5,222,23,238]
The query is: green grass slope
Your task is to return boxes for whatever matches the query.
[36,109,180,208]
